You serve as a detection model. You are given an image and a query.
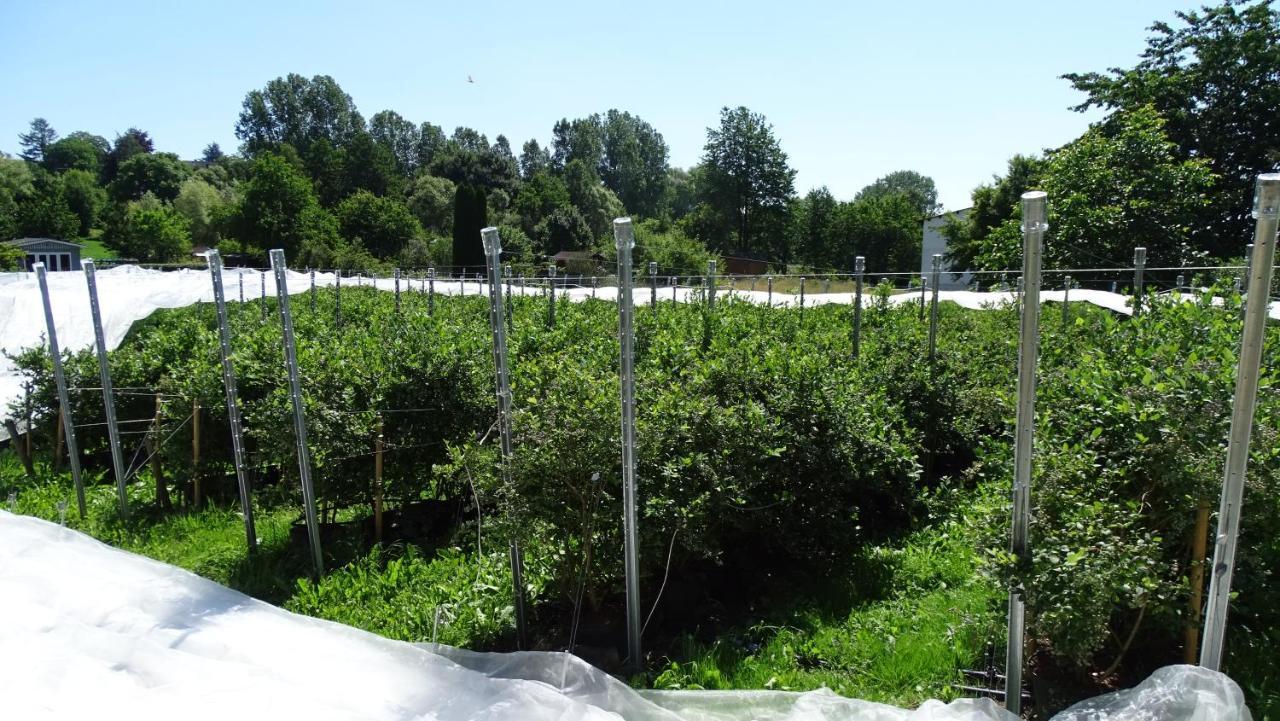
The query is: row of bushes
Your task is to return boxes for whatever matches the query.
[8,281,1277,682]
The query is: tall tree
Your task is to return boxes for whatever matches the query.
[791,187,840,269]
[18,118,58,163]
[520,139,550,180]
[235,74,365,157]
[230,152,333,258]
[942,155,1046,272]
[103,128,154,183]
[43,135,106,175]
[201,143,225,163]
[836,192,921,273]
[1062,0,1280,256]
[369,110,419,176]
[854,170,941,218]
[415,122,446,170]
[694,106,796,258]
[407,174,456,234]
[335,190,422,258]
[342,131,400,196]
[61,169,107,236]
[598,110,669,217]
[108,153,190,203]
[451,183,488,271]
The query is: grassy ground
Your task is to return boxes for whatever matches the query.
[0,447,1003,708]
[75,231,115,261]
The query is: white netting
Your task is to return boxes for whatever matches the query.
[0,511,1251,721]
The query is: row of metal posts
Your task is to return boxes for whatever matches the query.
[31,178,1276,687]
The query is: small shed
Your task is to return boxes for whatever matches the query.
[5,238,83,272]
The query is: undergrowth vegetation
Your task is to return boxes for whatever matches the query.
[3,280,1278,715]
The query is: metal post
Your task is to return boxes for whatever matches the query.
[1176,274,1185,293]
[270,249,323,577]
[613,218,643,672]
[239,273,244,306]
[1063,275,1072,325]
[799,276,806,311]
[1200,174,1280,670]
[671,276,677,301]
[260,271,267,322]
[593,275,599,299]
[83,260,128,517]
[649,261,657,309]
[853,256,865,358]
[394,268,401,314]
[1133,247,1147,316]
[334,270,342,327]
[481,228,527,650]
[707,260,717,310]
[548,265,557,328]
[35,263,86,518]
[1240,243,1254,320]
[928,254,942,363]
[505,264,514,333]
[767,276,773,307]
[919,276,927,320]
[427,267,435,316]
[1005,191,1046,714]
[310,268,316,313]
[207,251,258,550]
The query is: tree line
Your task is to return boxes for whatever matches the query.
[3,1,1274,276]
[943,1,1279,273]
[1,78,938,274]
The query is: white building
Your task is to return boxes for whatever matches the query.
[920,209,972,289]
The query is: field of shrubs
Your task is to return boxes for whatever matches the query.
[3,279,1277,715]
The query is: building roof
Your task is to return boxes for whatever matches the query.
[925,208,972,221]
[4,237,84,250]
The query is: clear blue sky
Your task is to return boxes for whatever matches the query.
[0,0,1200,211]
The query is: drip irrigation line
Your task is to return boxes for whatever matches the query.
[641,528,679,638]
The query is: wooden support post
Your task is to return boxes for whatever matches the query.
[4,419,35,477]
[192,399,202,509]
[151,395,171,511]
[374,414,384,544]
[1185,500,1211,663]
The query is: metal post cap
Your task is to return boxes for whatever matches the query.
[1253,173,1280,219]
[481,226,501,255]
[613,217,635,250]
[1134,247,1147,263]
[855,256,865,272]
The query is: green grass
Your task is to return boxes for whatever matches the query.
[646,488,1005,706]
[76,232,115,261]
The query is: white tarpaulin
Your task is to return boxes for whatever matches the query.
[0,511,1251,721]
[2,265,1276,435]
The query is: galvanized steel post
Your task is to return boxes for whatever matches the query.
[481,228,527,650]
[1133,247,1147,316]
[83,259,129,518]
[707,260,717,310]
[394,268,401,313]
[767,276,773,307]
[853,256,865,358]
[207,250,257,550]
[1005,191,1046,714]
[548,264,557,327]
[269,250,323,577]
[35,263,86,518]
[334,270,342,326]
[1062,275,1072,325]
[613,218,643,672]
[928,254,942,363]
[505,264,514,333]
[310,268,316,313]
[649,261,658,309]
[427,267,435,316]
[1200,174,1280,670]
[260,271,267,322]
[918,275,927,320]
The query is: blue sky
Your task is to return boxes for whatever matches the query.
[0,0,1200,211]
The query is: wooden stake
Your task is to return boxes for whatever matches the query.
[192,399,202,509]
[1185,500,1211,663]
[4,419,35,477]
[374,414,384,544]
[151,395,171,511]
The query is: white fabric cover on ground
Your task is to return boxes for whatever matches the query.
[0,511,1251,721]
